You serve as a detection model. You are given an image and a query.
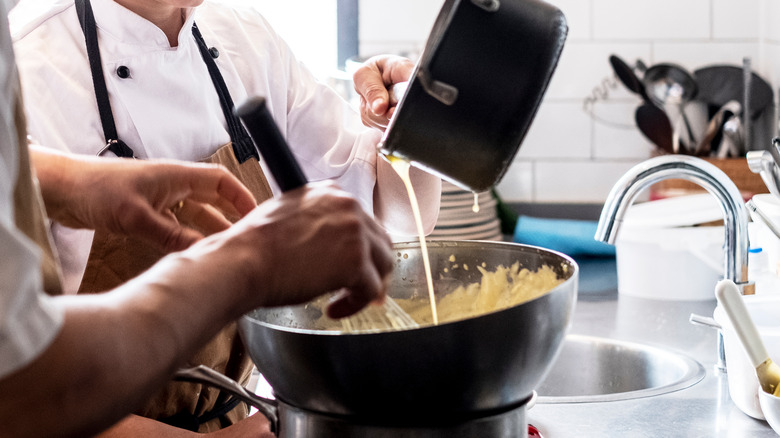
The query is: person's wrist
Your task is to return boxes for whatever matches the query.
[185,224,272,314]
[29,148,78,219]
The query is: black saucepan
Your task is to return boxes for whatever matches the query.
[378,0,568,192]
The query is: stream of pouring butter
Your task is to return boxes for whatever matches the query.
[385,155,439,325]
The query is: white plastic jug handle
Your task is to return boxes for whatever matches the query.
[716,279,771,368]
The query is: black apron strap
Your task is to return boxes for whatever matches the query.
[74,0,135,158]
[74,0,258,163]
[191,23,258,163]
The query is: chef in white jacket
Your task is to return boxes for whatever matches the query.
[10,0,440,435]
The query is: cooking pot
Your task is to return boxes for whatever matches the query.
[234,240,577,426]
[378,0,568,192]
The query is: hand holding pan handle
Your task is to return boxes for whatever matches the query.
[234,97,307,191]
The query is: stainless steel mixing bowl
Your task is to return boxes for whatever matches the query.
[238,240,578,425]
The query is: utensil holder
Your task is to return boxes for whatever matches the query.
[649,157,768,200]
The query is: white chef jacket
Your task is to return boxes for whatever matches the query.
[0,0,63,379]
[10,0,383,293]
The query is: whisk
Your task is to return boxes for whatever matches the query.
[341,297,420,332]
[235,98,420,333]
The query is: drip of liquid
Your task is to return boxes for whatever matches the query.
[472,192,480,213]
[385,155,438,325]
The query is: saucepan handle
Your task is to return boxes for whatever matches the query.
[174,365,279,433]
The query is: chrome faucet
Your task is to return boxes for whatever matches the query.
[594,155,753,372]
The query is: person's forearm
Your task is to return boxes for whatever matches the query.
[0,181,392,437]
[95,414,196,438]
[28,146,77,223]
[29,146,257,253]
[0,242,254,438]
[373,156,441,237]
[96,411,276,438]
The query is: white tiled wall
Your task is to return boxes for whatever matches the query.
[359,0,780,204]
[228,0,339,80]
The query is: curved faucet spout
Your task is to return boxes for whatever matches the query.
[595,155,751,289]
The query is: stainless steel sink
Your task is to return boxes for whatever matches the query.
[536,334,706,403]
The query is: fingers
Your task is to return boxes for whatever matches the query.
[165,162,257,219]
[145,163,256,248]
[379,55,415,85]
[122,201,205,252]
[222,181,396,314]
[353,55,415,128]
[174,201,233,236]
[353,67,391,116]
[358,98,391,131]
[326,257,387,319]
[326,211,394,319]
[121,161,251,250]
[326,251,393,319]
[113,162,255,252]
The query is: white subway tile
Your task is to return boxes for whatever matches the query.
[359,0,442,44]
[593,0,710,40]
[359,43,423,59]
[534,160,642,203]
[591,102,657,159]
[495,161,534,202]
[762,43,780,95]
[546,42,652,100]
[546,0,592,40]
[516,102,593,159]
[713,0,761,39]
[765,0,780,43]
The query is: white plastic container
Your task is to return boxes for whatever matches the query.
[615,194,724,301]
[714,295,780,420]
[751,194,780,276]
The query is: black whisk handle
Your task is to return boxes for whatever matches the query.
[235,97,307,192]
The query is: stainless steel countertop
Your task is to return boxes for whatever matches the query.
[529,257,777,437]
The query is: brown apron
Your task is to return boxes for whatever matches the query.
[11,82,63,296]
[79,144,272,432]
[73,0,274,431]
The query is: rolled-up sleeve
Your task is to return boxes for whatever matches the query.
[282,55,382,217]
[0,224,62,378]
[0,0,63,378]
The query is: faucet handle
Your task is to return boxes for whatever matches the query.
[747,150,780,200]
